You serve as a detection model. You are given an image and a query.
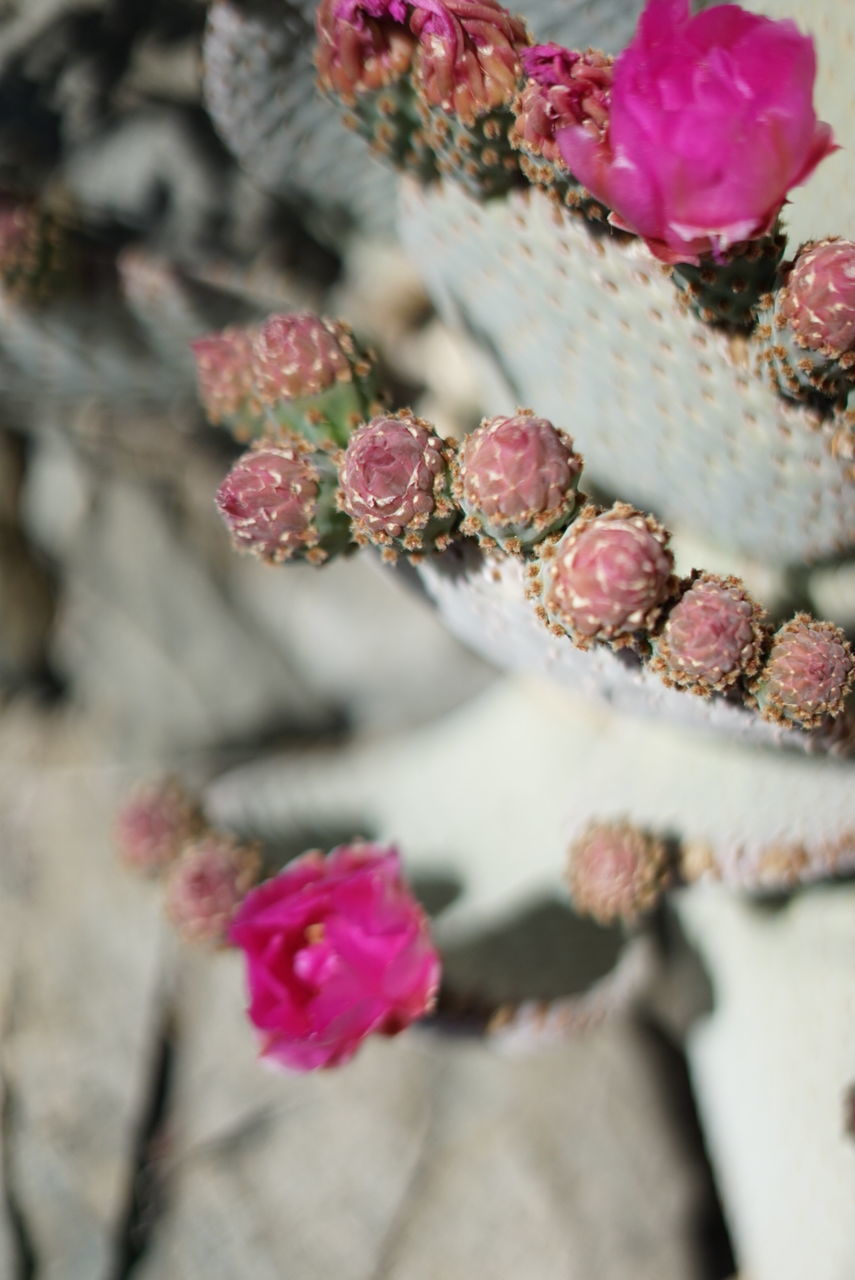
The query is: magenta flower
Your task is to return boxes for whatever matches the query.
[230,842,441,1071]
[557,0,836,264]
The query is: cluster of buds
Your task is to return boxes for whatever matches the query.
[193,311,381,449]
[316,0,531,195]
[116,779,261,946]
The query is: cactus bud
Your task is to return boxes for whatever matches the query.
[165,835,261,946]
[412,0,529,125]
[566,821,669,925]
[750,613,854,729]
[650,572,766,695]
[251,312,381,448]
[192,325,261,439]
[315,0,436,176]
[116,778,205,877]
[412,0,530,197]
[765,238,855,399]
[216,439,351,565]
[510,44,613,212]
[338,410,457,557]
[537,502,676,648]
[454,409,582,553]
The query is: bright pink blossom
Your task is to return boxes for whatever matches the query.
[557,0,836,264]
[230,843,441,1071]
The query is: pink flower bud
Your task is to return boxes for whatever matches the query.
[229,841,441,1071]
[191,326,258,427]
[556,0,836,264]
[752,613,854,729]
[338,411,454,554]
[166,836,261,946]
[456,410,582,551]
[316,0,415,102]
[566,821,669,924]
[116,779,204,877]
[512,44,613,168]
[777,239,855,357]
[216,441,326,564]
[541,503,675,647]
[652,573,766,694]
[251,312,361,405]
[411,0,530,125]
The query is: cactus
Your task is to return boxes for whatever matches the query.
[13,0,855,1275]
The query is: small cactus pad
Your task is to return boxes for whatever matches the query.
[165,836,261,946]
[566,821,670,925]
[338,410,457,557]
[762,237,855,400]
[116,779,205,877]
[537,502,676,648]
[650,572,767,696]
[750,613,855,730]
[251,312,381,448]
[453,409,582,552]
[216,439,351,565]
[192,326,262,439]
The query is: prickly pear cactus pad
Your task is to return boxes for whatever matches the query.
[398,179,855,565]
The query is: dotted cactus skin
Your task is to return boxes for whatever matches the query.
[165,836,261,947]
[338,410,457,557]
[650,572,767,696]
[566,821,669,925]
[454,409,582,553]
[216,439,350,565]
[538,502,676,648]
[750,613,855,730]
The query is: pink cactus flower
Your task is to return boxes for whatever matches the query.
[216,442,320,562]
[513,45,614,166]
[166,836,261,946]
[778,239,855,356]
[229,842,441,1071]
[116,778,204,877]
[338,411,452,547]
[192,326,258,426]
[753,613,854,729]
[567,821,669,924]
[556,0,836,264]
[543,503,675,645]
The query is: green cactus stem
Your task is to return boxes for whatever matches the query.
[670,225,787,329]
